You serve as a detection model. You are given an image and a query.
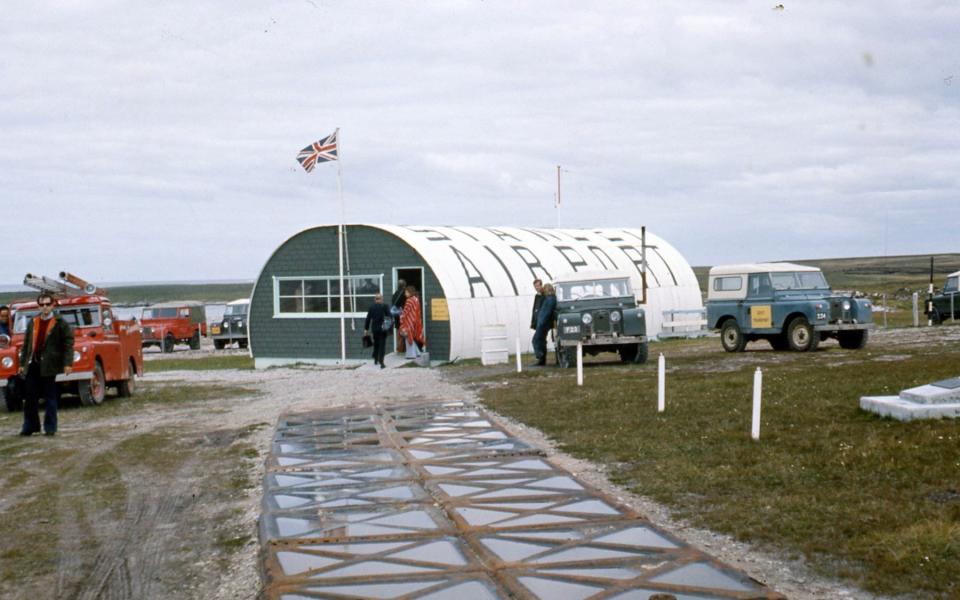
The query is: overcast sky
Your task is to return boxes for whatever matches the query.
[2,1,957,287]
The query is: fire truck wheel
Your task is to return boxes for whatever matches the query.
[213,339,226,350]
[162,334,175,353]
[79,363,106,406]
[189,330,201,350]
[117,359,136,397]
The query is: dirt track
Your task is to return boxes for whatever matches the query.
[6,327,954,598]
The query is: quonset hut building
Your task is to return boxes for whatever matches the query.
[249,225,702,367]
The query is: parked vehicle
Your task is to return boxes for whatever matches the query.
[210,299,249,349]
[141,301,206,352]
[706,262,873,352]
[553,271,648,367]
[926,270,960,324]
[0,272,143,411]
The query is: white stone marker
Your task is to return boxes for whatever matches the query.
[752,367,763,440]
[576,342,583,386]
[516,337,521,373]
[658,353,666,413]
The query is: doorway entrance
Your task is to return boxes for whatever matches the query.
[393,267,425,353]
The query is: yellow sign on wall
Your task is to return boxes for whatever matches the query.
[751,305,773,329]
[431,298,450,321]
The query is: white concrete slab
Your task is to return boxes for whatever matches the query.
[898,383,960,405]
[860,395,960,421]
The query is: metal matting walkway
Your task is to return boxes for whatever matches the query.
[261,401,785,600]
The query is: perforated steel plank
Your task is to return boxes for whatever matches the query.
[260,401,784,599]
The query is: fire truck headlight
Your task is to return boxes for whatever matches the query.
[73,351,82,363]
[1,357,13,369]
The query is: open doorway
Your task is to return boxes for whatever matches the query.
[393,267,425,353]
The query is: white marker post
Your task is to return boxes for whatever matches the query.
[658,353,665,413]
[576,342,583,386]
[516,337,522,373]
[751,367,763,440]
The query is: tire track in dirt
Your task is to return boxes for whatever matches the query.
[74,484,190,600]
[52,424,202,600]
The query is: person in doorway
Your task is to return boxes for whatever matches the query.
[531,283,557,366]
[363,293,391,369]
[0,305,10,336]
[529,279,543,330]
[399,285,424,359]
[19,293,74,436]
[391,279,407,352]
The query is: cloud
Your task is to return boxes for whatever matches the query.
[0,1,957,284]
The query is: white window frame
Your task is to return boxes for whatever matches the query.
[272,274,384,319]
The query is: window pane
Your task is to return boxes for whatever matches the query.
[279,297,303,313]
[714,276,742,291]
[304,297,327,313]
[356,277,380,294]
[770,272,796,290]
[329,298,341,312]
[329,279,341,295]
[279,280,303,296]
[354,296,375,313]
[304,279,325,296]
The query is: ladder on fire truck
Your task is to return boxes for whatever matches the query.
[22,272,107,297]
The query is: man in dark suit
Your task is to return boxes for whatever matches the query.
[19,293,74,436]
[364,293,391,369]
[529,279,543,330]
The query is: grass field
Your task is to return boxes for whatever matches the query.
[143,354,255,373]
[477,329,960,598]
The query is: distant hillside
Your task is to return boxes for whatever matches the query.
[693,253,960,295]
[0,282,254,306]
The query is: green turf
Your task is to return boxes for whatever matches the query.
[478,340,960,597]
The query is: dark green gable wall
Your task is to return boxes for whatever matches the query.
[250,225,449,362]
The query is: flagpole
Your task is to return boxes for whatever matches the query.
[335,127,346,364]
[556,165,561,228]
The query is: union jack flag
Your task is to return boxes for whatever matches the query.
[296,130,338,172]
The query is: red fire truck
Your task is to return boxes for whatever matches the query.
[0,272,143,412]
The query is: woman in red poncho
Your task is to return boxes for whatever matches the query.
[399,285,424,358]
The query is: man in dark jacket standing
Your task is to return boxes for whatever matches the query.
[529,279,543,330]
[531,283,557,366]
[19,293,74,436]
[363,293,391,369]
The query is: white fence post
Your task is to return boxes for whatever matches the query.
[751,367,762,440]
[657,353,665,413]
[516,337,521,373]
[576,342,583,386]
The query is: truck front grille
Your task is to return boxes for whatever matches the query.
[593,311,610,334]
